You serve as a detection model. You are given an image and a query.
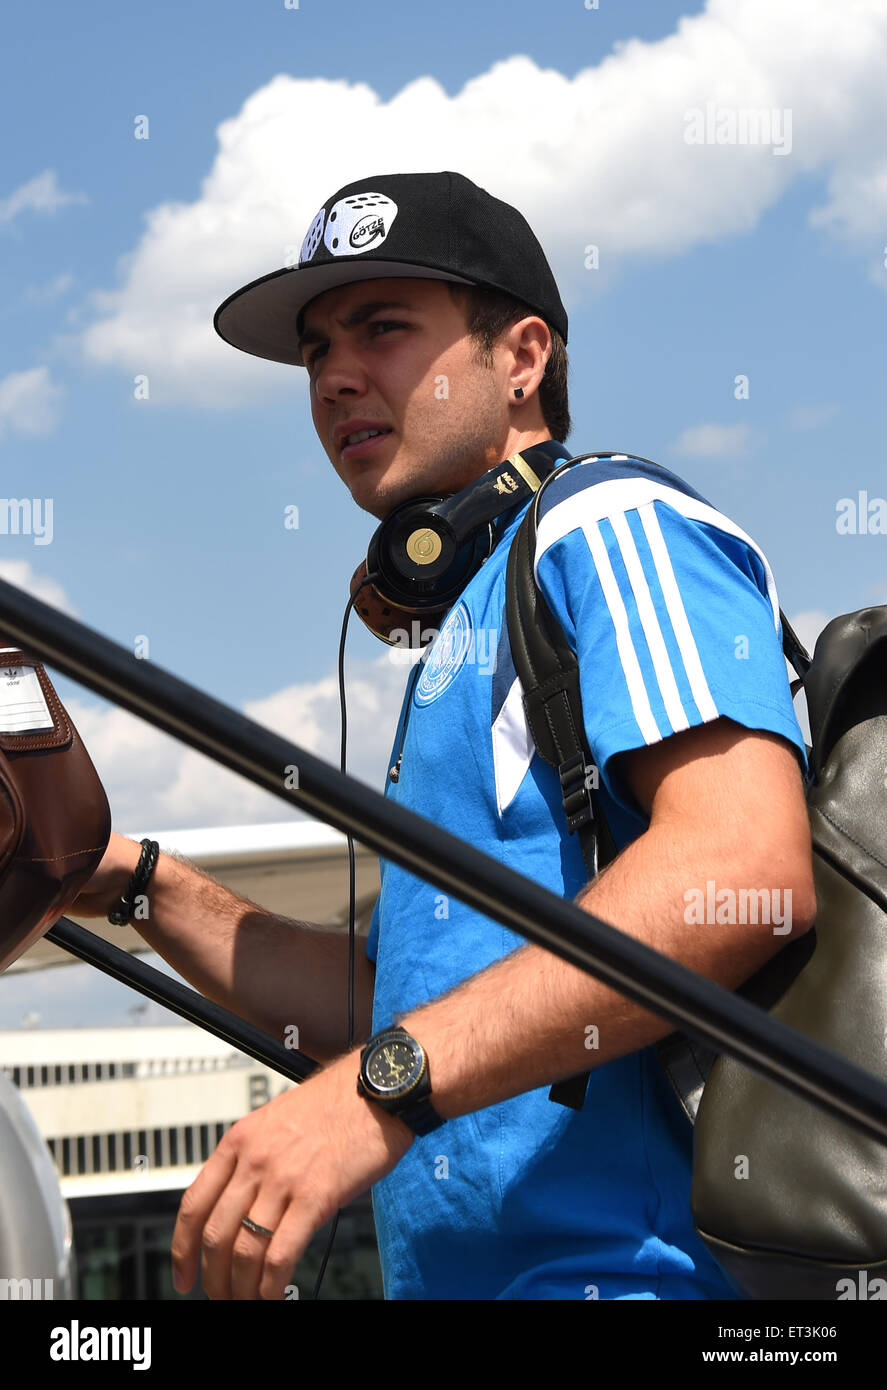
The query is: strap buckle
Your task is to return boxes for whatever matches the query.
[558,752,594,832]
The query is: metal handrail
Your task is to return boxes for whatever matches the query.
[45,916,319,1083]
[3,573,887,1143]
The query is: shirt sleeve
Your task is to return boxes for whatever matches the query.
[535,492,809,823]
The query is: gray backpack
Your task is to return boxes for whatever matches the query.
[505,453,887,1300]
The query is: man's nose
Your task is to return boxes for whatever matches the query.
[314,338,368,400]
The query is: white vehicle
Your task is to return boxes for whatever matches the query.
[0,1067,73,1301]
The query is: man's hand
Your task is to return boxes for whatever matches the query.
[170,1048,413,1300]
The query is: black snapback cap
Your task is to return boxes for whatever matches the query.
[213,170,567,368]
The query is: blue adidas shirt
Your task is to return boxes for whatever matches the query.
[365,447,809,1300]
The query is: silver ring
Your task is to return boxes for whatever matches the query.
[241,1215,275,1238]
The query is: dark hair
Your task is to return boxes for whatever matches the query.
[445,282,571,443]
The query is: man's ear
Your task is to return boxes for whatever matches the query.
[507,315,551,387]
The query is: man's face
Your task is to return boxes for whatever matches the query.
[301,277,515,519]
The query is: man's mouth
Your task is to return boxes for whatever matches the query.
[340,428,394,459]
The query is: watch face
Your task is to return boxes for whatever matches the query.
[365,1036,424,1098]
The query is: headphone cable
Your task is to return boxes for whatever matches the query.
[310,569,381,1300]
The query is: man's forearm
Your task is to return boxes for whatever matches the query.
[395,823,815,1119]
[117,840,374,1061]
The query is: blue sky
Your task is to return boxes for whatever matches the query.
[2,0,886,1024]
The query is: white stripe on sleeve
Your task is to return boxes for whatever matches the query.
[536,477,780,629]
[637,500,719,723]
[609,509,692,736]
[582,518,663,743]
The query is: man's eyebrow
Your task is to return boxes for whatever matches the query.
[297,299,418,355]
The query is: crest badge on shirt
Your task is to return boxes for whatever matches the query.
[414,602,473,706]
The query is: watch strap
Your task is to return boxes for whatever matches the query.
[397,1091,445,1136]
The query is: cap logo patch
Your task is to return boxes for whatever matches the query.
[299,206,325,264]
[324,192,398,257]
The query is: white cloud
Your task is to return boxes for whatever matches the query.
[669,422,755,458]
[65,652,410,834]
[0,561,77,617]
[0,170,88,225]
[786,403,839,430]
[25,272,75,304]
[809,162,887,291]
[0,366,64,439]
[68,0,887,407]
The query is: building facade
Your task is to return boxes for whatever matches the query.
[0,1024,382,1299]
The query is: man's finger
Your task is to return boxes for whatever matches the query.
[229,1192,291,1301]
[170,1144,237,1294]
[257,1205,322,1302]
[197,1175,270,1300]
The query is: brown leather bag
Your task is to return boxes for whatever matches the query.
[0,640,111,972]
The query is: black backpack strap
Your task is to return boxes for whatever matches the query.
[779,608,811,682]
[505,490,618,1110]
[505,486,618,876]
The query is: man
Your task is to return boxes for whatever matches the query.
[75,171,815,1300]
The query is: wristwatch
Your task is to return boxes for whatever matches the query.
[357,1026,445,1137]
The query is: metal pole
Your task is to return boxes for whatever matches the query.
[45,918,319,1084]
[3,575,887,1143]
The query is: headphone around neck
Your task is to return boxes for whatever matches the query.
[349,437,574,645]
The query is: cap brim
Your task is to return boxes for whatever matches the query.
[214,261,477,368]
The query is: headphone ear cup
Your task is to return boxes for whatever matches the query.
[367,500,455,597]
[369,501,492,601]
[352,488,496,644]
[349,559,451,645]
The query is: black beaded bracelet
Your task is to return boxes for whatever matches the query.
[108,838,160,926]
